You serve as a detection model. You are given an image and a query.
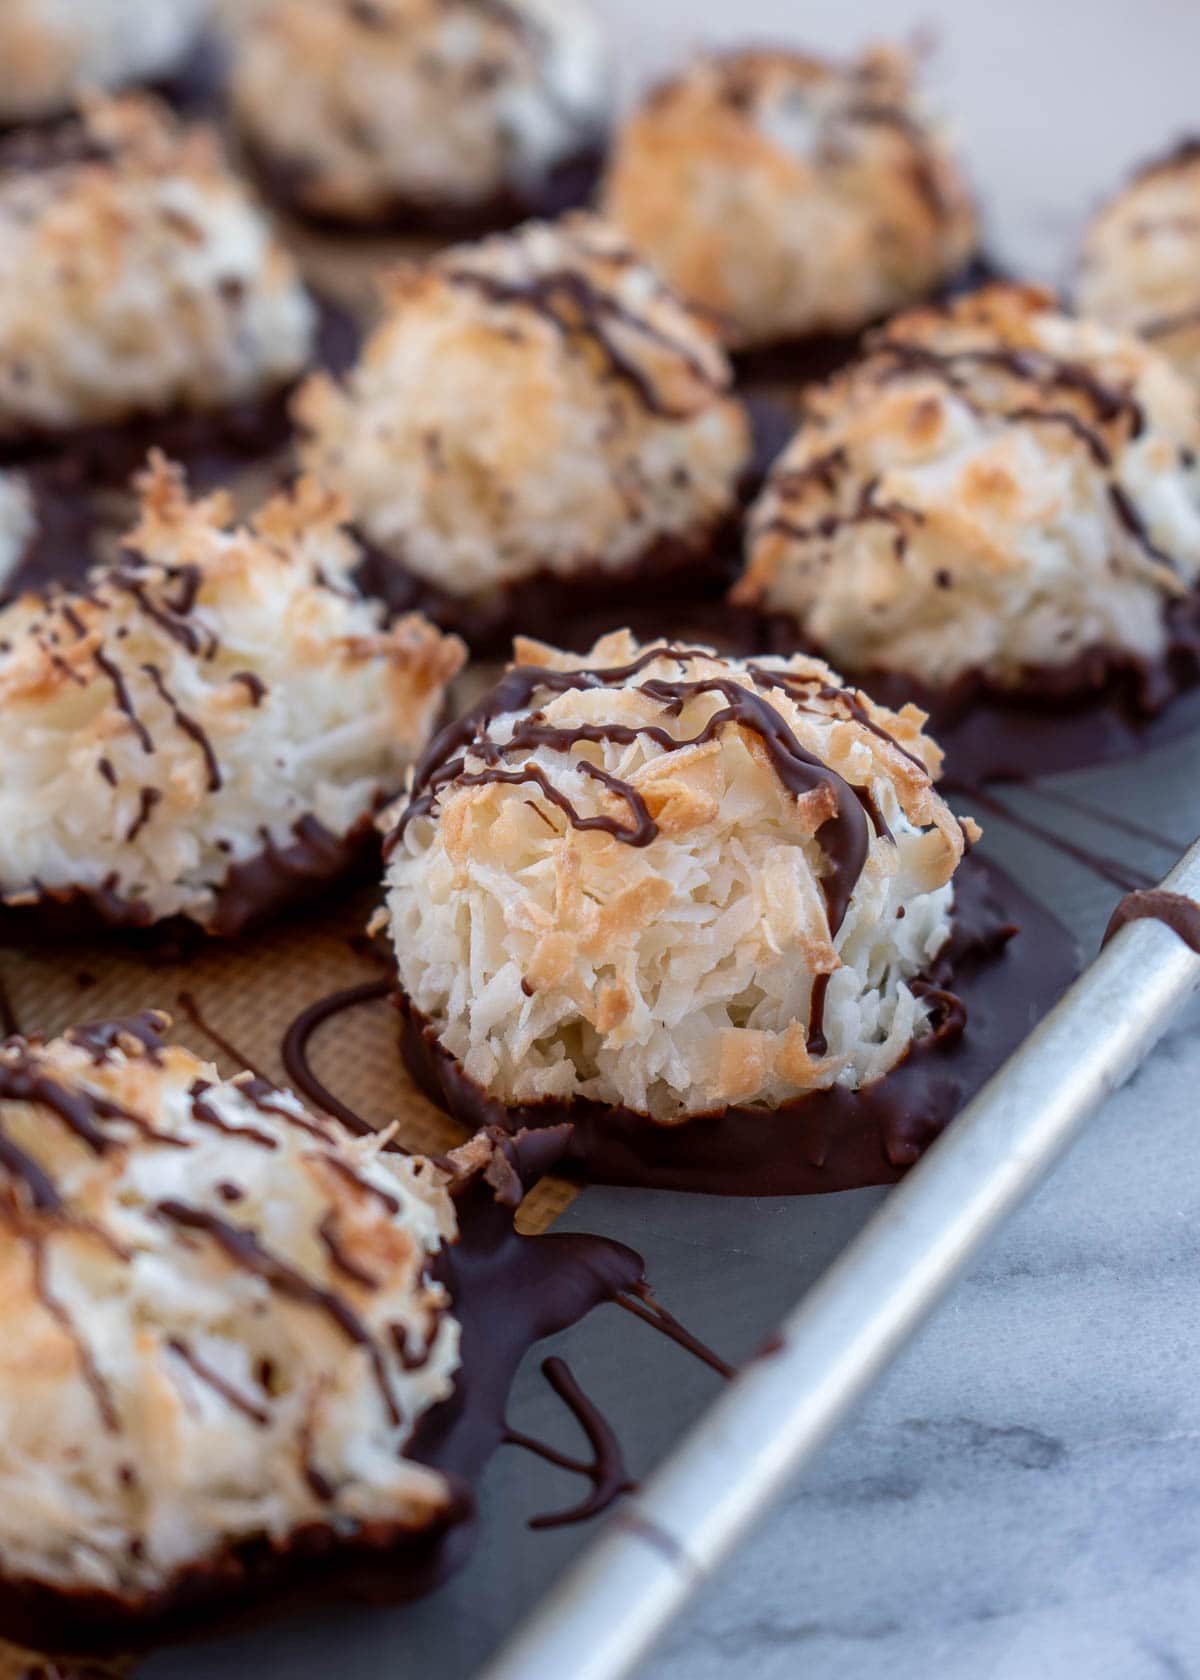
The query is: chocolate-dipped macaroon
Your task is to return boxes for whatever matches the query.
[602,43,977,359]
[0,0,212,128]
[0,456,464,938]
[383,631,1076,1194]
[229,0,610,234]
[1078,140,1200,388]
[0,95,325,492]
[296,214,751,651]
[0,1012,643,1653]
[737,283,1200,779]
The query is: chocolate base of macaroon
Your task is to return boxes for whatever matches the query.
[353,516,745,657]
[244,137,607,240]
[0,813,380,949]
[348,386,789,657]
[731,253,1007,387]
[0,1126,644,1656]
[396,853,1079,1197]
[759,590,1200,783]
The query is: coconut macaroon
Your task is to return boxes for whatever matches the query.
[0,1012,463,1640]
[0,457,464,936]
[738,283,1200,699]
[296,214,751,645]
[0,0,211,126]
[1077,140,1200,389]
[601,43,977,353]
[385,632,968,1126]
[229,0,609,231]
[0,94,316,448]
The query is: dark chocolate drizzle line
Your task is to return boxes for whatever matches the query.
[93,648,153,754]
[188,1079,280,1151]
[393,650,880,936]
[66,1013,168,1063]
[442,264,723,420]
[504,1356,636,1531]
[0,1054,150,1155]
[108,567,214,659]
[1102,890,1200,954]
[280,979,395,1138]
[125,786,162,844]
[31,1236,120,1431]
[166,1336,270,1427]
[142,662,222,791]
[952,783,1155,893]
[177,991,271,1083]
[616,1285,736,1380]
[806,971,832,1057]
[865,335,1181,574]
[0,1128,62,1211]
[155,1201,401,1426]
[318,1212,380,1289]
[236,1075,339,1144]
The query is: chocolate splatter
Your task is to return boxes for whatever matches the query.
[1102,890,1200,954]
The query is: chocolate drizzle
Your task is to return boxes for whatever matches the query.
[505,1357,636,1531]
[155,1200,403,1425]
[142,663,222,791]
[441,261,725,421]
[1102,890,1200,954]
[166,1337,271,1428]
[390,647,883,936]
[281,979,394,1136]
[176,993,270,1081]
[616,1286,735,1379]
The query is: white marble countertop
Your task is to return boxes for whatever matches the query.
[585,3,1200,1675]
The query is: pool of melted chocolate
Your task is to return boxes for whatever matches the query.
[395,853,1079,1196]
[245,139,607,240]
[0,1127,644,1656]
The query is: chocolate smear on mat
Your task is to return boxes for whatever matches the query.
[281,979,393,1136]
[396,854,1079,1195]
[504,1357,637,1530]
[616,1286,735,1380]
[176,991,269,1082]
[1102,890,1200,954]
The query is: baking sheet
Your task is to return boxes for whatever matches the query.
[6,1,1200,1676]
